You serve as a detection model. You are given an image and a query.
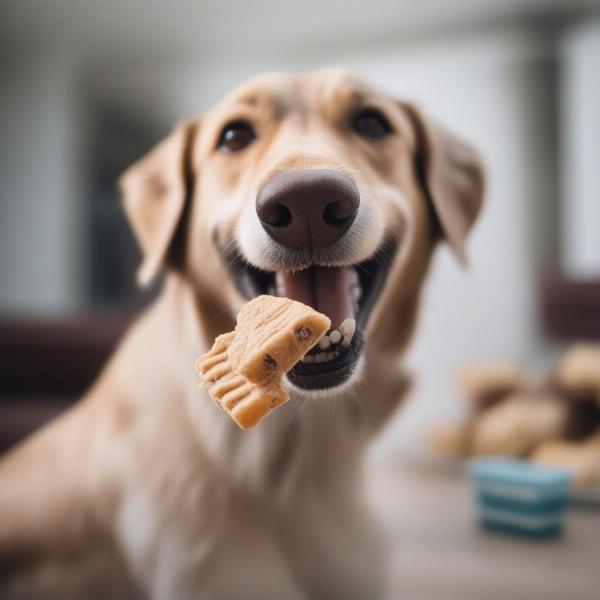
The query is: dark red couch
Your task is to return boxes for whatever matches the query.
[0,313,131,452]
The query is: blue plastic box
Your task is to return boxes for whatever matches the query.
[468,458,573,538]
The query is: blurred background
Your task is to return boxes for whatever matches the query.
[1,1,600,597]
[1,0,599,455]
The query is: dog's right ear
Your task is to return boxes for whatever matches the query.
[400,103,485,266]
[118,121,198,286]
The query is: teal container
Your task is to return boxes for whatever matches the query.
[468,458,573,538]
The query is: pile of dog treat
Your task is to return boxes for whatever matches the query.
[429,344,600,489]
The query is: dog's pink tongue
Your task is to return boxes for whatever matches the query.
[275,267,354,329]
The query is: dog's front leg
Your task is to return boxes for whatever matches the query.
[0,398,133,599]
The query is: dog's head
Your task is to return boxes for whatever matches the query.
[120,69,484,394]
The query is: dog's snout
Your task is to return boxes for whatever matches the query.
[256,169,360,249]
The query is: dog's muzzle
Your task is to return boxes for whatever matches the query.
[256,169,360,249]
[227,169,395,391]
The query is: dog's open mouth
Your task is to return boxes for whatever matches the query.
[225,241,396,390]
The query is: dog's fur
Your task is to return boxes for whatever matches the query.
[0,69,484,600]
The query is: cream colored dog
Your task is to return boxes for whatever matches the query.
[0,69,484,599]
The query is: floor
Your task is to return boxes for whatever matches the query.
[368,465,600,600]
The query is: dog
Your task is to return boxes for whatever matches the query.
[0,68,484,599]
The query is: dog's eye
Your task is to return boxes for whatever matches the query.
[218,121,256,153]
[351,109,392,139]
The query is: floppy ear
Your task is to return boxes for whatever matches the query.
[401,103,485,265]
[118,121,198,286]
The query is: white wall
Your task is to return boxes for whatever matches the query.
[560,18,600,277]
[0,54,85,313]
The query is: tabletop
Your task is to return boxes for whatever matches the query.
[367,464,600,600]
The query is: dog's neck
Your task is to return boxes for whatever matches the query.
[148,274,381,506]
[121,272,408,513]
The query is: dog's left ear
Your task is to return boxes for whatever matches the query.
[400,103,485,266]
[118,121,198,286]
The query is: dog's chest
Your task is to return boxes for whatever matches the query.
[118,387,373,597]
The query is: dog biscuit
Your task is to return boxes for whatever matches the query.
[532,432,600,489]
[196,296,330,429]
[471,394,566,457]
[458,362,524,411]
[557,343,600,399]
[228,295,330,383]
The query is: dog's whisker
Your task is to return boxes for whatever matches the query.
[292,398,310,425]
[348,388,366,418]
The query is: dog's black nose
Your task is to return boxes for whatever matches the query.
[256,169,360,249]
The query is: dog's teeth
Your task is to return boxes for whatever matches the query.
[341,319,356,346]
[298,324,354,354]
[340,318,356,347]
[317,335,331,350]
[314,351,339,363]
[301,349,340,364]
[329,329,342,345]
[351,285,361,301]
[339,318,356,336]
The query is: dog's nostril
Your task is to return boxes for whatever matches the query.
[322,200,355,227]
[271,204,292,228]
[257,199,292,228]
